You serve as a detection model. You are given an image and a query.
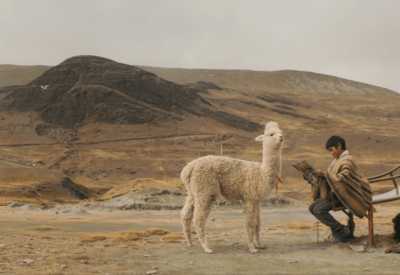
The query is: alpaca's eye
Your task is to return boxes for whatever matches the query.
[270,134,274,136]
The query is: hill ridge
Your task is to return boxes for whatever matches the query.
[137,66,398,96]
[0,55,261,132]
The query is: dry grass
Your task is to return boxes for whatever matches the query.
[161,234,184,241]
[147,228,170,235]
[79,229,152,243]
[108,232,140,242]
[29,226,61,231]
[78,234,108,243]
[161,234,184,243]
[285,221,317,229]
[100,178,185,201]
[121,229,149,237]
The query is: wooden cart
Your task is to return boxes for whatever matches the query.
[334,164,400,245]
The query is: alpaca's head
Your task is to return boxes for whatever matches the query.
[255,121,284,150]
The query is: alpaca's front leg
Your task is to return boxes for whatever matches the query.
[254,203,266,249]
[243,200,258,253]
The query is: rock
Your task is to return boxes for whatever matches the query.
[146,271,157,275]
[21,204,43,211]
[385,245,400,254]
[53,205,89,215]
[23,259,34,265]
[80,259,89,265]
[7,202,24,208]
[350,245,366,253]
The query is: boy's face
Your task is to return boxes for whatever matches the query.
[328,143,344,159]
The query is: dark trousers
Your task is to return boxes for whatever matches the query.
[309,198,344,234]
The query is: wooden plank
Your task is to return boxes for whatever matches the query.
[368,174,400,183]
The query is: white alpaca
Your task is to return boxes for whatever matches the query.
[180,121,283,253]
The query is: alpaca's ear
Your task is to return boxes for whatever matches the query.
[255,135,264,141]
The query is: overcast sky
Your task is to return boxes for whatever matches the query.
[1,0,399,93]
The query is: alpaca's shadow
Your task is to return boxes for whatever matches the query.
[185,238,328,255]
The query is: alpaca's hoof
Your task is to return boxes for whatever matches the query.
[249,248,259,254]
[256,245,266,249]
[204,248,214,254]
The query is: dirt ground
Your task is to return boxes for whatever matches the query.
[0,203,399,275]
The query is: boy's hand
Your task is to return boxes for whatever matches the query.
[314,171,326,177]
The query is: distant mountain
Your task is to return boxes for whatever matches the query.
[0,64,52,88]
[138,66,398,96]
[0,56,261,131]
[2,61,396,96]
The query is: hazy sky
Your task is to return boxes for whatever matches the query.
[1,0,399,93]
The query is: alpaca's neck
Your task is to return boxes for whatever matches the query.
[261,144,282,178]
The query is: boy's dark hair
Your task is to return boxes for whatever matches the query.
[326,136,346,150]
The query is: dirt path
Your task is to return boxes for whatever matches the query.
[0,205,399,274]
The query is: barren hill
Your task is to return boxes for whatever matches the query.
[0,56,260,132]
[138,66,398,96]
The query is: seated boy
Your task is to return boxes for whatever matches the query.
[308,136,372,244]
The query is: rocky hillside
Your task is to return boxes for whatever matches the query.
[0,56,260,131]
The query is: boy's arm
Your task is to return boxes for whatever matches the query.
[314,171,326,178]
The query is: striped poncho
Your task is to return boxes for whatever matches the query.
[317,151,372,218]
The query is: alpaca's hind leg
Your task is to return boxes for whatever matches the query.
[193,197,215,254]
[181,194,195,246]
[254,203,265,249]
[243,200,259,253]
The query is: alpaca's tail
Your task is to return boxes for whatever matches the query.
[180,161,194,190]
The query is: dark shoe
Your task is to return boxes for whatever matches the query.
[340,226,350,239]
[329,235,342,244]
[330,227,350,244]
